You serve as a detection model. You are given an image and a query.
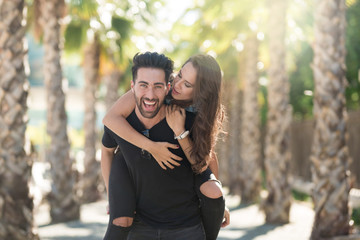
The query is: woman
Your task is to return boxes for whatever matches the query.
[103,54,229,240]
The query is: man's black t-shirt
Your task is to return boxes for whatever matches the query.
[102,110,201,229]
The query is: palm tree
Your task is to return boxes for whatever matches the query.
[216,80,235,188]
[64,1,132,202]
[263,0,292,223]
[40,0,80,222]
[240,34,261,203]
[82,34,101,203]
[0,0,38,238]
[310,0,351,238]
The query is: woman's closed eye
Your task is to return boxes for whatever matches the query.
[185,82,192,88]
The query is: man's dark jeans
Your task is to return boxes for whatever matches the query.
[127,218,205,240]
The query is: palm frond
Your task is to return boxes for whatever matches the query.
[64,20,87,52]
[68,0,98,20]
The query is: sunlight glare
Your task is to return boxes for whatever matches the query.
[115,8,125,16]
[100,11,112,29]
[257,62,264,70]
[203,40,212,49]
[304,90,313,96]
[248,21,258,31]
[90,19,101,30]
[130,6,140,14]
[259,77,268,86]
[139,1,146,9]
[106,31,117,39]
[232,40,244,52]
[257,32,265,41]
[207,50,217,59]
[154,1,162,9]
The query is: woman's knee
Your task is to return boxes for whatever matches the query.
[112,216,133,227]
[200,180,223,199]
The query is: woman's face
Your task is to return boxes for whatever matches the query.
[171,62,197,101]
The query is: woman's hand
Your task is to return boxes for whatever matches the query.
[166,105,186,136]
[221,206,230,227]
[147,141,183,170]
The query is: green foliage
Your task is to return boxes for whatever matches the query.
[288,42,314,120]
[170,0,260,78]
[110,16,132,62]
[111,17,132,40]
[346,0,360,110]
[291,189,311,202]
[352,207,360,226]
[64,21,87,52]
[67,0,98,20]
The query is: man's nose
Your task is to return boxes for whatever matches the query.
[145,87,155,99]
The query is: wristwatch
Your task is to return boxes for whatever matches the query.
[174,130,189,140]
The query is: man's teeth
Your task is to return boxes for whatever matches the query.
[144,100,155,106]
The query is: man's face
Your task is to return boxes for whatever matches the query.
[131,67,169,119]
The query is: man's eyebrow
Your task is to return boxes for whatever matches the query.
[137,81,149,85]
[154,82,165,86]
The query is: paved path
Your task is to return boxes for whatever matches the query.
[36,194,316,240]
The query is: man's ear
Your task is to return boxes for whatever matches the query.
[131,81,134,93]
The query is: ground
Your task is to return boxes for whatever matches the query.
[36,194,315,240]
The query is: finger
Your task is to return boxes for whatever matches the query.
[171,154,183,161]
[157,161,167,170]
[166,143,180,149]
[168,159,181,166]
[161,161,171,170]
[164,162,175,169]
[173,105,181,113]
[221,217,229,227]
[222,212,230,227]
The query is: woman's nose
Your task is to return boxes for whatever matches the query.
[174,79,181,89]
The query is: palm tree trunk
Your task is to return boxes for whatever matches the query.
[240,34,261,203]
[263,0,292,224]
[0,1,38,239]
[228,81,242,194]
[217,80,232,187]
[104,70,122,111]
[41,0,80,222]
[81,35,101,203]
[310,0,351,238]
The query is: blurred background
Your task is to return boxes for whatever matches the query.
[1,0,360,239]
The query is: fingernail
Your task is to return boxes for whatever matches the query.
[176,145,179,148]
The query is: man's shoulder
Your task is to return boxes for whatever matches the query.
[126,110,144,130]
[126,110,137,122]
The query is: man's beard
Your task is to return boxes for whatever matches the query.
[135,96,162,119]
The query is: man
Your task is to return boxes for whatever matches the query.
[101,52,205,240]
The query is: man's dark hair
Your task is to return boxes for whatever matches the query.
[132,52,174,83]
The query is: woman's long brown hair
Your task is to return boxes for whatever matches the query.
[185,54,225,173]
